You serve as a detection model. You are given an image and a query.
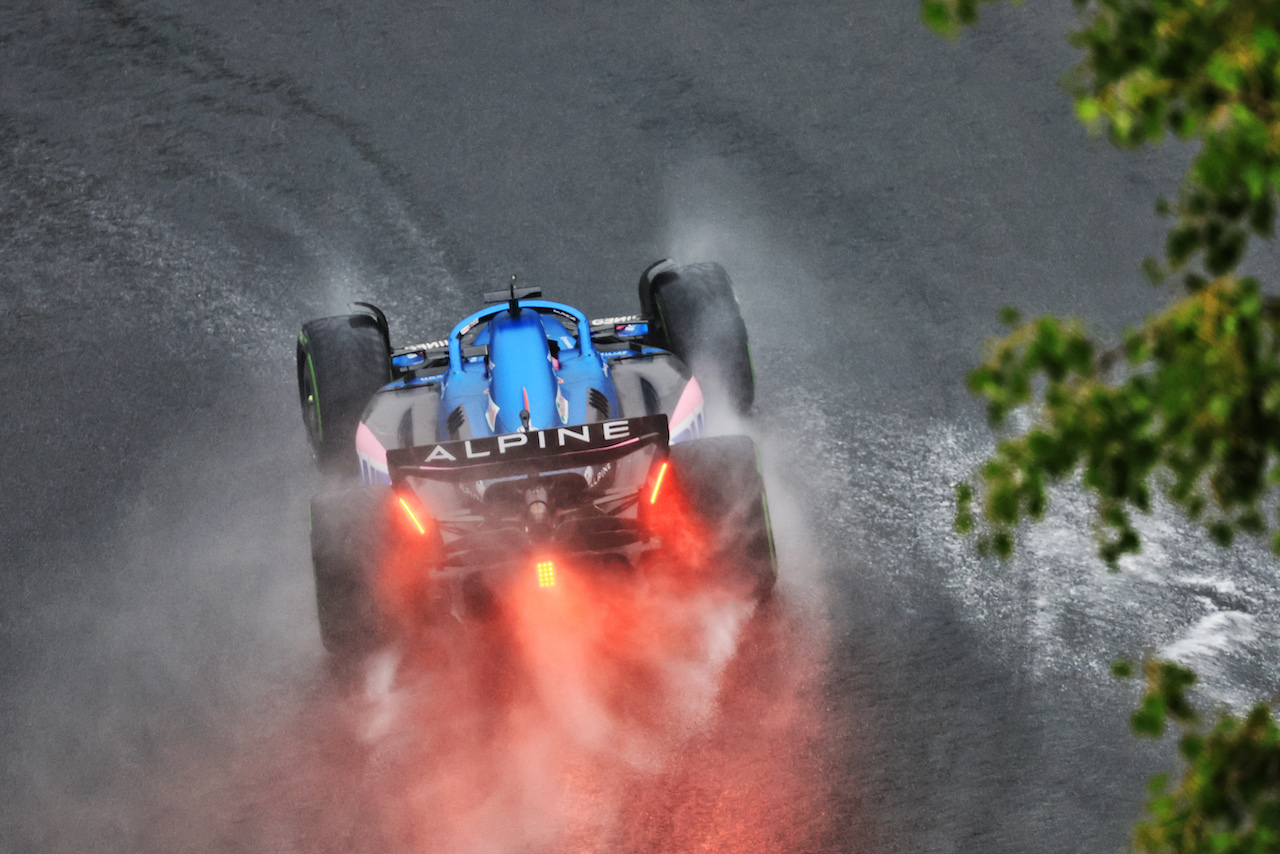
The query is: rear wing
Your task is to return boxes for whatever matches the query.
[386,415,669,482]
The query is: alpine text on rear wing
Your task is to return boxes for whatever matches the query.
[386,415,670,482]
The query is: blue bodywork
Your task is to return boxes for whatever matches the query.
[435,299,621,439]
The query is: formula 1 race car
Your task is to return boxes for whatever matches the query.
[297,260,777,660]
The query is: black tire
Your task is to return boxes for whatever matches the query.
[639,260,755,414]
[309,486,390,661]
[297,313,391,475]
[668,435,777,599]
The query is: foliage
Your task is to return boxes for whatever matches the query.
[921,1,1280,852]
[1116,661,1280,854]
[927,0,1280,564]
[956,275,1280,566]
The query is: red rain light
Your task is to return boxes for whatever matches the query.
[536,560,556,588]
[649,462,669,505]
[398,496,427,535]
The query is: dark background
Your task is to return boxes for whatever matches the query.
[3,1,1277,851]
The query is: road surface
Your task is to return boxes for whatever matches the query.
[3,1,1277,851]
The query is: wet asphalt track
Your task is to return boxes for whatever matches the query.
[3,1,1279,852]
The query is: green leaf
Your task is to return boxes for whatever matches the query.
[921,0,957,37]
[1178,732,1204,761]
[1141,256,1164,285]
[1255,26,1280,55]
[1205,53,1240,91]
[992,530,1014,559]
[1132,700,1166,737]
[1244,163,1267,199]
[1075,96,1101,125]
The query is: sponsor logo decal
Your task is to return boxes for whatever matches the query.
[555,384,569,424]
[614,321,649,337]
[485,390,499,431]
[590,314,643,327]
[398,339,449,352]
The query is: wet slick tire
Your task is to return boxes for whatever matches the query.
[640,261,755,415]
[310,486,390,663]
[669,435,777,599]
[297,313,390,475]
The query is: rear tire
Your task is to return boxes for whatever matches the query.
[297,314,391,475]
[668,435,777,599]
[310,486,390,662]
[639,260,755,414]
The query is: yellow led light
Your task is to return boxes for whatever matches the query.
[649,462,669,504]
[398,497,426,535]
[536,560,556,588]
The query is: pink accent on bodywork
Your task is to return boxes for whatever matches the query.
[668,377,705,443]
[355,421,388,470]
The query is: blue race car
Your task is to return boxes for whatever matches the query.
[297,260,776,660]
